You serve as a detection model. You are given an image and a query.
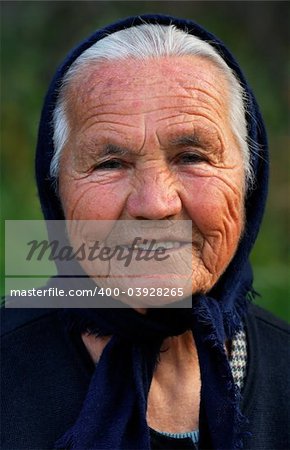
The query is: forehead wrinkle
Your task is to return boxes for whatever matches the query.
[79,117,138,136]
[100,71,228,106]
[83,90,226,124]
[97,86,225,108]
[99,93,196,104]
[191,104,226,123]
[152,103,227,124]
[71,54,229,102]
[70,75,228,127]
[186,86,226,110]
[94,94,200,115]
[83,72,227,106]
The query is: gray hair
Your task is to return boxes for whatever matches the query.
[51,23,254,188]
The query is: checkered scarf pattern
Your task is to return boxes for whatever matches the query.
[229,329,248,390]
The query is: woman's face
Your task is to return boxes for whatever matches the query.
[59,56,245,303]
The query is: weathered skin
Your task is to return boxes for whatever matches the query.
[59,56,245,296]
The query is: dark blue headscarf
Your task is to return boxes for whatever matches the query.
[35,14,269,450]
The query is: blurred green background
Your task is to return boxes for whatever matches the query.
[1,1,289,321]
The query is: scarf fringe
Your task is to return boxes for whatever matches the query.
[192,295,249,449]
[60,310,104,338]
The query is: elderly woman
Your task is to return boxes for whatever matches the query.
[1,14,289,450]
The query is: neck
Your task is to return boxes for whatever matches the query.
[147,330,201,433]
[81,328,201,433]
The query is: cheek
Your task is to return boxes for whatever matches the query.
[60,178,128,220]
[182,175,244,275]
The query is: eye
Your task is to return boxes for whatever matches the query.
[93,159,125,170]
[176,152,207,165]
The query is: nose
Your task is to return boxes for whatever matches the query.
[125,167,182,220]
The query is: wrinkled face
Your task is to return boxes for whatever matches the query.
[59,56,245,297]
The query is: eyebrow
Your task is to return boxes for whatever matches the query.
[169,134,202,148]
[82,142,131,158]
[81,134,206,159]
[99,144,129,157]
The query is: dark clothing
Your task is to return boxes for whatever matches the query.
[1,304,289,449]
